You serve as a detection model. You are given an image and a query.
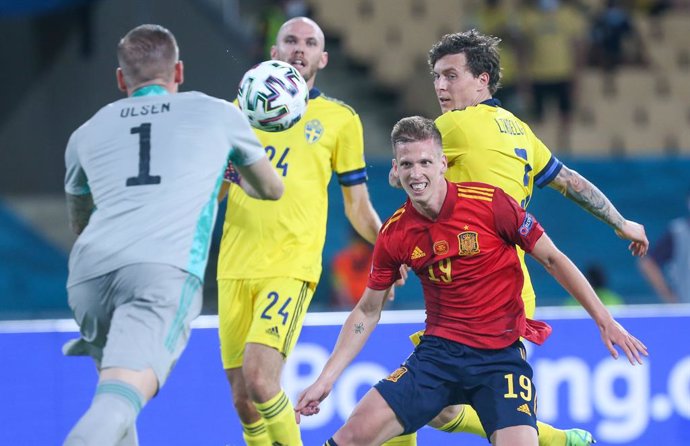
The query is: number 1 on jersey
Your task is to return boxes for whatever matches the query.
[127,123,161,186]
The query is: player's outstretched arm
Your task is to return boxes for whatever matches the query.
[342,183,382,245]
[66,193,95,235]
[548,165,649,256]
[530,233,648,365]
[234,156,284,200]
[295,287,390,421]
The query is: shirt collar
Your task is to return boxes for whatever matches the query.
[309,87,321,99]
[132,85,169,97]
[480,97,501,107]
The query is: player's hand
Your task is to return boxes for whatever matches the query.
[388,164,402,189]
[397,264,409,285]
[387,264,409,302]
[598,319,648,365]
[294,379,332,423]
[615,220,649,257]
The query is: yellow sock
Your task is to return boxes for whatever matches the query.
[255,390,301,445]
[436,405,486,437]
[241,419,270,446]
[536,421,566,446]
[434,405,567,446]
[381,432,417,445]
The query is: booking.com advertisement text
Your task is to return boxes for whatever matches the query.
[2,306,689,445]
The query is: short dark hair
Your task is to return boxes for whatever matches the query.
[428,29,502,95]
[117,24,178,88]
[391,116,442,153]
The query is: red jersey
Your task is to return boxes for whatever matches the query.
[369,181,552,349]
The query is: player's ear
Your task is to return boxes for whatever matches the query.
[174,61,184,85]
[440,154,448,174]
[477,72,490,90]
[270,45,278,60]
[116,68,127,93]
[318,51,328,70]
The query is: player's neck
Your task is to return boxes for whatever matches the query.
[128,80,176,96]
[411,182,447,221]
[473,91,492,106]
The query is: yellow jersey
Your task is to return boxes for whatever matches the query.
[218,89,367,283]
[435,98,562,306]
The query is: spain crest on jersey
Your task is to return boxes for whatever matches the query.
[304,119,324,144]
[458,231,480,256]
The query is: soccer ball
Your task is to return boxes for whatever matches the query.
[237,60,309,132]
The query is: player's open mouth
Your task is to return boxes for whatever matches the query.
[411,182,427,191]
[291,59,306,67]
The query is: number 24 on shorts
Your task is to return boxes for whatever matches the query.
[261,291,292,325]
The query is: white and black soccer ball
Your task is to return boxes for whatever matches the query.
[237,60,309,132]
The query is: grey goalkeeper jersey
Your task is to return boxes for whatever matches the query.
[65,89,265,286]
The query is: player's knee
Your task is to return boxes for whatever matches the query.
[231,394,257,422]
[429,405,464,429]
[333,422,372,446]
[242,368,280,402]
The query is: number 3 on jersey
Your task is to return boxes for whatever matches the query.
[265,145,290,176]
[513,148,532,208]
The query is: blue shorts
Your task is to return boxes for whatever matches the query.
[374,335,538,438]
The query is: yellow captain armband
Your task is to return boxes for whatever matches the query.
[409,330,425,347]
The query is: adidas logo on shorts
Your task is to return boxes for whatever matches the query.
[265,326,280,338]
[517,403,531,416]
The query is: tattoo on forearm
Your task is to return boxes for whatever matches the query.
[66,194,95,235]
[354,322,364,334]
[553,167,625,230]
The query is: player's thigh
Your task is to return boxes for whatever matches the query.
[374,339,456,435]
[242,342,286,396]
[246,277,315,358]
[334,387,405,445]
[218,279,255,369]
[428,404,465,429]
[467,341,537,440]
[101,264,202,388]
[66,272,118,364]
[492,425,538,446]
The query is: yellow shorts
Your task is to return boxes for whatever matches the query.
[218,277,315,369]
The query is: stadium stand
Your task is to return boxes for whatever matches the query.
[307,0,690,156]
